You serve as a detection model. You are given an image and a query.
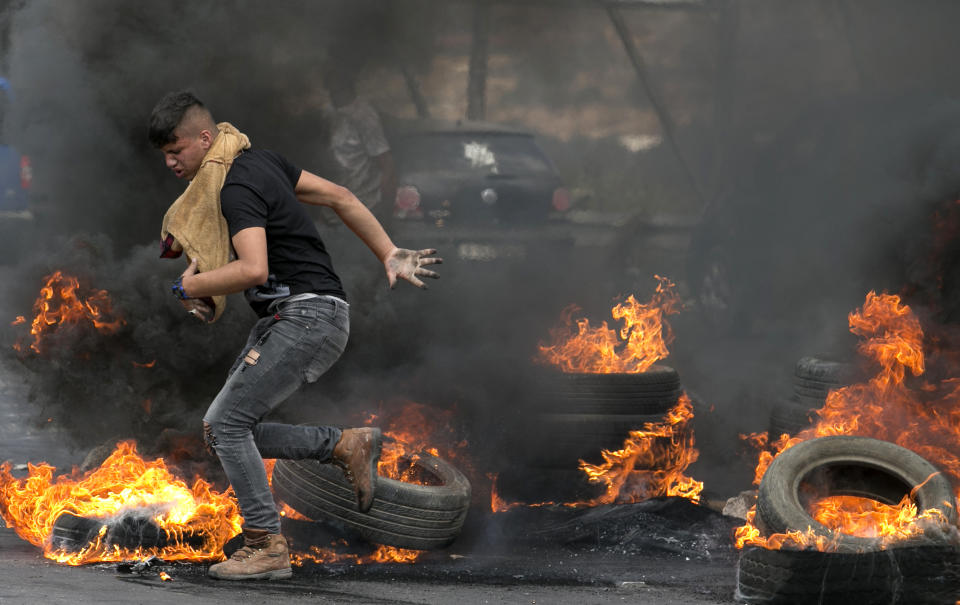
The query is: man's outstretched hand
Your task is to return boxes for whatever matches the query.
[384,248,442,289]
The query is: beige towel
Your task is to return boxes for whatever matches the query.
[160,122,250,322]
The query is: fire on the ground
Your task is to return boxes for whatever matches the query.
[0,272,450,565]
[736,292,960,551]
[492,276,703,511]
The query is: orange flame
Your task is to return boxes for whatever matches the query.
[537,276,682,373]
[736,291,960,550]
[2,446,431,567]
[2,399,470,567]
[489,474,518,513]
[290,543,422,566]
[488,472,552,513]
[497,279,700,511]
[812,495,930,539]
[0,441,242,565]
[362,402,469,561]
[579,394,702,505]
[12,271,125,354]
[492,394,702,511]
[368,401,469,487]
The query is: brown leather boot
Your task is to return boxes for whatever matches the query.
[208,528,292,580]
[332,427,382,513]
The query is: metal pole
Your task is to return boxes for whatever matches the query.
[605,2,705,207]
[400,62,431,119]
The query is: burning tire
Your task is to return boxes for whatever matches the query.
[768,397,817,441]
[534,412,691,467]
[526,366,683,468]
[769,356,858,440]
[736,544,960,604]
[756,436,957,552]
[51,511,199,552]
[538,365,682,414]
[792,355,857,407]
[272,453,471,551]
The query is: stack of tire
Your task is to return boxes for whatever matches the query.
[769,355,858,441]
[736,435,960,604]
[530,365,684,467]
[499,365,685,502]
[271,452,471,551]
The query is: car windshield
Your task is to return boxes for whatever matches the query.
[396,133,553,176]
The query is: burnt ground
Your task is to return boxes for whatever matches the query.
[1,361,746,604]
[0,507,740,605]
[0,337,743,604]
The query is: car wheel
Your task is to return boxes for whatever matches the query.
[756,436,957,552]
[272,454,471,551]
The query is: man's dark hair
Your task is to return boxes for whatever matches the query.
[148,90,209,148]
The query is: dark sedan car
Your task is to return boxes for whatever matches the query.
[385,120,573,263]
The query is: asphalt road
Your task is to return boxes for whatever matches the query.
[0,523,739,605]
[0,341,744,605]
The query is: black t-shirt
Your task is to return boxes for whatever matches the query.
[220,149,345,317]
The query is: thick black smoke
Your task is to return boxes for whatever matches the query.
[0,2,585,479]
[5,1,960,503]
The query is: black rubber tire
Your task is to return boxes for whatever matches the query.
[792,376,843,391]
[106,513,171,549]
[51,512,103,552]
[529,412,692,468]
[534,365,681,415]
[272,454,471,551]
[51,512,192,551]
[768,397,818,440]
[794,355,857,386]
[794,393,829,409]
[736,544,960,604]
[524,367,684,468]
[792,384,837,400]
[791,355,856,405]
[756,436,958,552]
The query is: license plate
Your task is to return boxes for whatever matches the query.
[457,242,527,261]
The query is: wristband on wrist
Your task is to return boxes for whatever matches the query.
[171,276,192,300]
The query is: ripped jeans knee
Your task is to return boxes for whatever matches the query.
[203,421,217,456]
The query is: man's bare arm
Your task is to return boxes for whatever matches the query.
[295,170,442,288]
[178,227,269,298]
[295,170,395,261]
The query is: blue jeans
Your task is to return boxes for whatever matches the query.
[202,295,350,534]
